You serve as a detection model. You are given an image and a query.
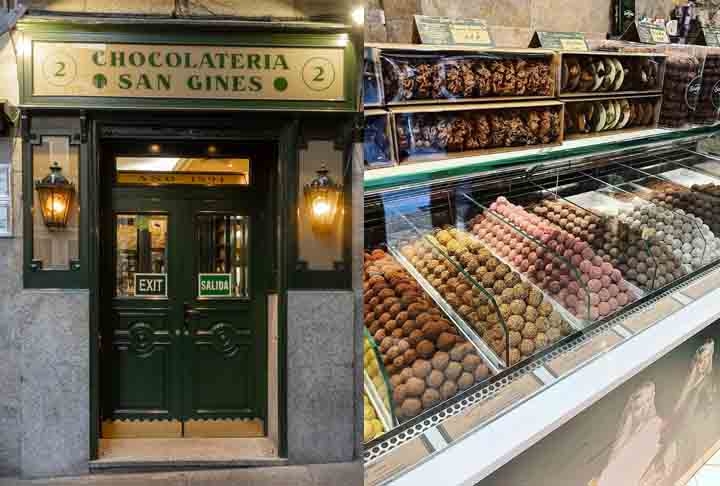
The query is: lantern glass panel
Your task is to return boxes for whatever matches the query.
[32,136,79,271]
[297,140,345,271]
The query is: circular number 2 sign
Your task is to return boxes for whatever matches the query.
[302,57,336,92]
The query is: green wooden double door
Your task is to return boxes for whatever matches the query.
[100,144,272,438]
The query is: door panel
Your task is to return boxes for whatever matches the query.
[183,206,266,434]
[108,309,173,415]
[101,202,184,431]
[100,141,272,439]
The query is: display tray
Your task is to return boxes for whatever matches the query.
[363,133,720,485]
[563,94,661,139]
[557,51,666,98]
[390,101,564,165]
[367,43,558,105]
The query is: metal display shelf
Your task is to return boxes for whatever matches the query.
[372,265,720,486]
[365,125,720,193]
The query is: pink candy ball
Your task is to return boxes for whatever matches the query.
[573,241,587,253]
[568,281,580,294]
[601,262,613,275]
[617,293,629,306]
[598,288,610,302]
[608,284,619,297]
[589,266,603,280]
[592,256,604,267]
[579,260,592,273]
[611,269,622,283]
[600,275,612,288]
[588,279,602,292]
[582,248,594,260]
[566,294,578,307]
[598,302,610,316]
[581,274,590,284]
[589,292,600,306]
[608,297,619,312]
[519,260,530,272]
[513,255,524,266]
[571,254,582,267]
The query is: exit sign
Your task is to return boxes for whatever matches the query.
[198,273,233,298]
[134,273,167,297]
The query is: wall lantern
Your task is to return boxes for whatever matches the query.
[35,161,75,229]
[303,164,343,233]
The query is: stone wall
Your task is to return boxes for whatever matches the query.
[367,0,613,46]
[27,0,355,21]
[0,33,22,479]
[0,32,90,479]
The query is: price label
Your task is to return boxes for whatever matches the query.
[533,31,588,51]
[650,27,669,43]
[450,25,492,46]
[414,15,495,46]
[559,38,589,51]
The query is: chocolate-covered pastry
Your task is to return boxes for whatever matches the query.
[473,61,493,96]
[491,60,517,95]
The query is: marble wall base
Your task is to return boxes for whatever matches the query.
[286,290,356,465]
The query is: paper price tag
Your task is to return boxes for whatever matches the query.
[559,38,589,51]
[450,25,492,46]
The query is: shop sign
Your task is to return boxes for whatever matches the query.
[134,273,167,297]
[117,171,249,186]
[32,42,345,101]
[198,273,232,298]
[413,15,494,47]
[531,31,589,51]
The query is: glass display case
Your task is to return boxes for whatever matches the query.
[364,129,720,485]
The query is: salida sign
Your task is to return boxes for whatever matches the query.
[32,42,345,101]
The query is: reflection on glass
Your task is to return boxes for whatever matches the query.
[116,214,168,297]
[197,214,249,298]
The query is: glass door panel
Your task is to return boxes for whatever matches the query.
[115,214,169,297]
[196,214,249,299]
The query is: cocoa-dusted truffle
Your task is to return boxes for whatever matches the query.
[445,361,463,381]
[400,398,422,418]
[422,388,442,409]
[426,369,445,389]
[405,377,426,397]
[458,372,475,390]
[412,359,432,379]
[440,380,459,399]
[416,339,436,358]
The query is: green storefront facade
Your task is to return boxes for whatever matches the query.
[0,13,361,478]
